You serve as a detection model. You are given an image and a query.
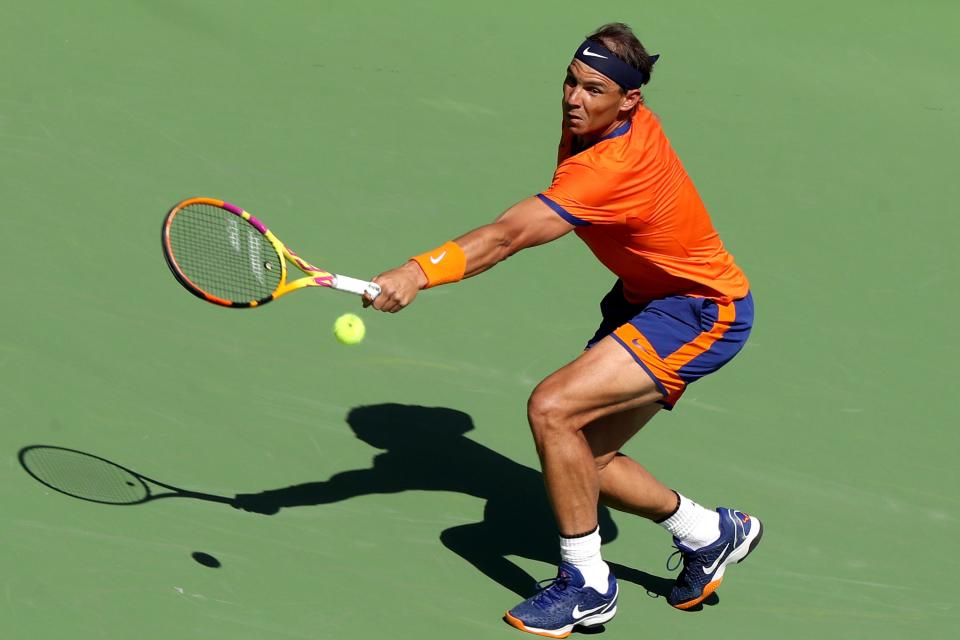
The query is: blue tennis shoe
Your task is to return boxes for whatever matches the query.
[504,562,618,638]
[667,507,763,609]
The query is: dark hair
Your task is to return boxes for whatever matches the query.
[586,23,655,90]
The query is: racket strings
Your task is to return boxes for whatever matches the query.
[21,448,149,504]
[167,204,282,303]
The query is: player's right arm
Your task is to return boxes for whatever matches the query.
[460,195,576,277]
[365,196,574,312]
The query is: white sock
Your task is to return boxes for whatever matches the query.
[559,527,610,593]
[658,493,721,550]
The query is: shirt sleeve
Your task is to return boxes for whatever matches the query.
[538,157,626,226]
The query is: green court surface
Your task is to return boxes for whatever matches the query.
[1,1,957,638]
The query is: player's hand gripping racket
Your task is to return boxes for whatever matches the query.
[162,197,381,308]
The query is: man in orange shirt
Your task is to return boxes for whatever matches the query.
[365,23,762,638]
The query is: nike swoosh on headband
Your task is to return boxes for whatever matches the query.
[581,47,607,59]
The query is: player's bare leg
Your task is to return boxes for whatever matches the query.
[515,335,762,620]
[506,337,664,635]
[581,405,680,520]
[526,336,665,537]
[508,359,759,631]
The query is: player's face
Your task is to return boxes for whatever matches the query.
[562,60,636,139]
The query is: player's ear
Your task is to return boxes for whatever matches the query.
[620,89,642,111]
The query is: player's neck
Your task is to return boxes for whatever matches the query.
[577,114,631,150]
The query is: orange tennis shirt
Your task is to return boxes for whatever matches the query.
[538,105,749,304]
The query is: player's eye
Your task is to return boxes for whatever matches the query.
[564,75,576,86]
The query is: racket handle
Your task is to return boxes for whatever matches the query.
[334,274,381,300]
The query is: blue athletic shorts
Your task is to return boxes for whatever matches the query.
[586,280,754,409]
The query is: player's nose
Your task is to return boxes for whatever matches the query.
[563,85,583,108]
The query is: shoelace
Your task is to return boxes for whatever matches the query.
[643,546,688,600]
[532,572,572,606]
[666,545,687,572]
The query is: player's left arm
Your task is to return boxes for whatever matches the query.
[366,196,574,312]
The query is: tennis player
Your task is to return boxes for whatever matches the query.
[365,23,762,638]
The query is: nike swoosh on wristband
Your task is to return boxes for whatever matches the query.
[702,544,730,574]
[429,251,447,264]
[582,47,608,59]
[571,603,608,620]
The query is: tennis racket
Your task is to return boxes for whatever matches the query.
[162,197,381,308]
[18,445,234,506]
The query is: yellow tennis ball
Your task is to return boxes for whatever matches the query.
[333,313,366,345]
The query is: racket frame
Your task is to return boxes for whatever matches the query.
[162,197,379,308]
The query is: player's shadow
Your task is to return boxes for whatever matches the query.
[234,403,712,605]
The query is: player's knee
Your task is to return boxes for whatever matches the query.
[527,384,575,443]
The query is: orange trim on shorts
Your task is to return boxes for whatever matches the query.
[663,300,737,370]
[613,324,685,401]
[613,298,736,406]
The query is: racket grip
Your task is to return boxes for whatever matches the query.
[334,274,381,299]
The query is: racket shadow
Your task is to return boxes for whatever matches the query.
[231,403,699,602]
[17,445,235,507]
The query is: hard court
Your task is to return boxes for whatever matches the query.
[1,2,957,639]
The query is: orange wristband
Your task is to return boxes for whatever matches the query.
[411,241,467,288]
